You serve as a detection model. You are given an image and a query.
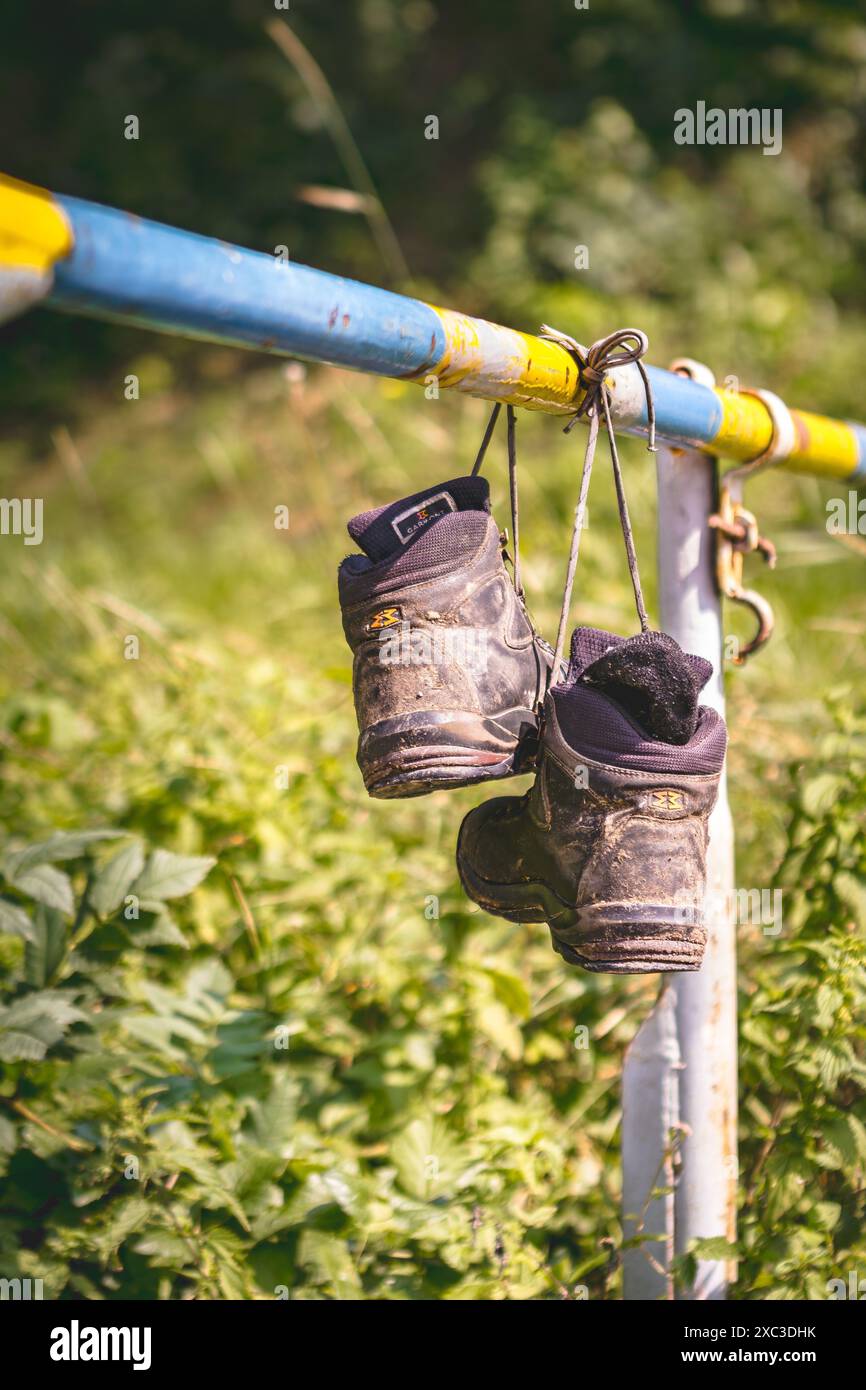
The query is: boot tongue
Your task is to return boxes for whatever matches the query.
[347,476,491,562]
[567,627,713,745]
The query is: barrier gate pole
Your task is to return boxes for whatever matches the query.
[622,362,737,1301]
[3,173,866,483]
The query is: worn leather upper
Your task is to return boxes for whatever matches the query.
[339,514,548,724]
[457,681,724,942]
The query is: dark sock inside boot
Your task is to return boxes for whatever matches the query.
[578,631,704,744]
[347,476,491,563]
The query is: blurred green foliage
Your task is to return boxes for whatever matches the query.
[737,703,866,1299]
[0,364,864,1299]
[1,0,865,1300]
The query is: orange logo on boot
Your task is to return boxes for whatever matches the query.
[366,606,402,633]
[651,789,684,810]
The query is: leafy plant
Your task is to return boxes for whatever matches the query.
[0,290,863,1299]
[736,700,866,1299]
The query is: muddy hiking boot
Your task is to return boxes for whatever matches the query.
[338,405,555,797]
[457,327,728,973]
[457,626,727,972]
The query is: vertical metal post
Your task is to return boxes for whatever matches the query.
[622,361,737,1300]
[621,984,681,1298]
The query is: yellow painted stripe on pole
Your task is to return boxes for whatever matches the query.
[711,388,774,463]
[423,306,581,411]
[786,411,860,479]
[711,388,860,479]
[0,173,72,272]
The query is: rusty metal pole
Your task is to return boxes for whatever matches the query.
[622,361,737,1300]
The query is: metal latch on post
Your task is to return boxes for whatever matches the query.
[708,488,776,663]
[708,387,791,663]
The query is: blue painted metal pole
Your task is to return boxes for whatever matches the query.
[3,172,866,480]
[51,197,446,383]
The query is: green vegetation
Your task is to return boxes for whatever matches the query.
[1,0,865,1300]
[1,366,864,1298]
[738,704,866,1299]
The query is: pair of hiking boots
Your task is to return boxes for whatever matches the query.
[337,340,727,974]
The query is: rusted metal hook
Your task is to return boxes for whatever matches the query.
[708,485,776,663]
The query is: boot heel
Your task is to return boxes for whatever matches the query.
[552,903,707,974]
[359,710,539,798]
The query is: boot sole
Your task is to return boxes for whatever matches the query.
[457,826,706,975]
[554,905,706,973]
[359,709,538,798]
